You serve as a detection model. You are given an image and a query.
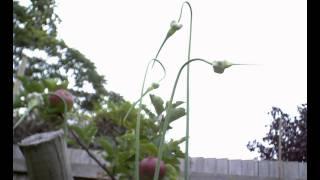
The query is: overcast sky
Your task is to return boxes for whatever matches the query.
[50,0,307,159]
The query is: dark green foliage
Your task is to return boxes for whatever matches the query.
[247,104,307,162]
[68,96,185,179]
[150,94,165,115]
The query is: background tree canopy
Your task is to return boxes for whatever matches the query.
[247,104,307,162]
[13,0,123,114]
[13,0,124,142]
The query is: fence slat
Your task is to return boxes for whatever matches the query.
[283,161,299,178]
[203,158,217,173]
[229,159,242,175]
[216,158,229,175]
[258,161,269,177]
[298,162,307,178]
[190,157,205,172]
[241,160,258,176]
[268,161,279,177]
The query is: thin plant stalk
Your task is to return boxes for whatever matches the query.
[135,60,150,180]
[153,58,212,180]
[134,9,182,179]
[134,58,166,180]
[121,88,150,125]
[122,59,165,126]
[13,105,37,130]
[177,2,193,179]
[121,87,154,125]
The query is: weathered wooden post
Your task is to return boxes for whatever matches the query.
[18,129,73,180]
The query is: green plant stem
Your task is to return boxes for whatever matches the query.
[122,58,165,126]
[153,58,212,180]
[135,59,158,180]
[13,105,37,130]
[178,2,193,179]
[151,26,171,68]
[155,37,169,61]
[121,88,152,126]
[134,30,170,180]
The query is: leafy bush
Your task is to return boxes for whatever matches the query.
[69,95,186,179]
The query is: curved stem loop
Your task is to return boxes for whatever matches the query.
[121,59,165,126]
[153,58,211,180]
[134,57,167,179]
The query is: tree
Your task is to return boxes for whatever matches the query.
[13,0,123,142]
[247,104,307,162]
[13,0,123,113]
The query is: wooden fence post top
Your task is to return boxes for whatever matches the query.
[18,129,64,147]
[18,129,73,180]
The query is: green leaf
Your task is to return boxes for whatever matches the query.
[141,104,156,120]
[167,107,186,123]
[57,80,69,89]
[70,126,85,139]
[13,95,26,108]
[165,101,185,109]
[99,138,114,157]
[69,125,95,145]
[29,81,45,93]
[27,96,42,108]
[66,137,79,148]
[150,94,165,115]
[140,142,158,156]
[118,150,134,164]
[172,101,184,108]
[165,164,179,180]
[175,136,186,145]
[42,78,58,91]
[16,76,29,88]
[84,124,97,143]
[17,76,45,93]
[164,138,186,159]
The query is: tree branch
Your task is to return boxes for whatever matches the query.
[70,129,116,180]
